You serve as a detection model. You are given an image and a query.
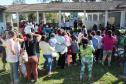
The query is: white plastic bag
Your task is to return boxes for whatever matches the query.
[20,64,27,77]
[20,50,28,63]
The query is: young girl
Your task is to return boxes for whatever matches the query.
[71,35,79,65]
[80,38,94,81]
[63,31,71,66]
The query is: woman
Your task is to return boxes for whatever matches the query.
[5,31,19,84]
[39,35,54,75]
[55,29,67,69]
[80,38,94,81]
[25,33,41,81]
[49,33,58,67]
[102,30,116,66]
[95,30,103,62]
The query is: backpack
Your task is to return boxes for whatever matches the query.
[117,35,125,48]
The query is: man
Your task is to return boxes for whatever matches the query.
[24,22,34,34]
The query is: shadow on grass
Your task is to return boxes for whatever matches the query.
[0,61,125,84]
[0,70,10,84]
[40,62,126,84]
[92,62,125,84]
[41,65,93,84]
[112,79,126,84]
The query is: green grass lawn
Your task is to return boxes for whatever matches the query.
[0,55,126,84]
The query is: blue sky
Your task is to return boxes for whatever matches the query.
[0,0,40,5]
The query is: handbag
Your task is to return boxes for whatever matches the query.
[20,50,28,63]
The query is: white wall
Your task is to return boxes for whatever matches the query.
[96,0,102,2]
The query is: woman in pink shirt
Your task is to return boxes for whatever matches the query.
[102,30,116,66]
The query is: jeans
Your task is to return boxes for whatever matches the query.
[80,57,93,80]
[123,61,126,76]
[43,55,52,73]
[9,62,19,84]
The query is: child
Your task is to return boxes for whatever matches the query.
[63,32,71,66]
[0,40,6,71]
[80,38,94,81]
[71,35,79,65]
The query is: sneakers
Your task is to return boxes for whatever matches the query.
[49,72,52,75]
[119,75,126,79]
[102,62,104,66]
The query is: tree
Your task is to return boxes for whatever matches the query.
[37,0,49,3]
[12,0,26,5]
[37,0,63,3]
[28,13,36,22]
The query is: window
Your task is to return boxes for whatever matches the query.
[93,14,98,21]
[88,14,92,21]
[99,13,105,24]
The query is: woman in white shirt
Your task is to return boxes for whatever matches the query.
[6,31,19,84]
[39,35,54,75]
[55,29,67,69]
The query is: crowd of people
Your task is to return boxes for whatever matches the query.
[0,21,126,84]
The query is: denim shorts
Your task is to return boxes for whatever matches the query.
[103,50,112,57]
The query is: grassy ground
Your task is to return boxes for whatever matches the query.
[0,56,126,84]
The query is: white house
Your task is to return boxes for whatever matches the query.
[1,1,126,30]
